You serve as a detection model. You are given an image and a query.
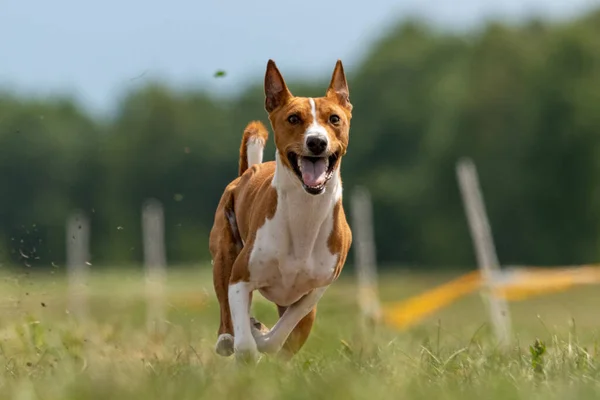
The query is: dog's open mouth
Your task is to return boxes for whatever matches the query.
[287,152,339,195]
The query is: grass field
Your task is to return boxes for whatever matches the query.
[0,266,598,399]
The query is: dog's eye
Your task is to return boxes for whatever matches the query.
[287,114,301,125]
[329,114,341,125]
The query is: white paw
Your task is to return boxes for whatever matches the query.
[234,337,260,363]
[250,317,269,335]
[250,326,280,354]
[215,333,234,357]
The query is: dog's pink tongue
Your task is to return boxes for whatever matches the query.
[301,158,327,187]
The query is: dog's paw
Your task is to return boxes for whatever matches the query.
[234,337,261,364]
[250,317,269,334]
[215,333,234,357]
[249,318,281,354]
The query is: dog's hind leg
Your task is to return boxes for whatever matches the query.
[210,195,244,357]
[212,246,237,356]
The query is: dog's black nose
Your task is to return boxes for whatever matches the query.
[306,136,327,155]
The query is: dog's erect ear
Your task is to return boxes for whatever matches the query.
[264,60,292,113]
[326,60,352,111]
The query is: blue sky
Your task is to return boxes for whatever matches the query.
[2,0,599,116]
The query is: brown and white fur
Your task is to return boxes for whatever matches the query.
[209,59,353,362]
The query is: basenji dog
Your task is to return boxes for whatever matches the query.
[209,59,353,362]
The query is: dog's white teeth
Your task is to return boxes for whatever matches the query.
[297,157,303,171]
[325,157,329,169]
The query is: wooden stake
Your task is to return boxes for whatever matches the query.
[142,198,167,336]
[350,186,382,326]
[66,210,90,321]
[456,158,512,348]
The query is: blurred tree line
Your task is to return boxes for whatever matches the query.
[2,10,600,270]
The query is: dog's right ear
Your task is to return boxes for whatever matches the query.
[264,60,292,113]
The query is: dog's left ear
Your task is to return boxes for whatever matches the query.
[326,60,352,111]
[265,60,292,113]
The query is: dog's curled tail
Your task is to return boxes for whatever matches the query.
[239,120,269,176]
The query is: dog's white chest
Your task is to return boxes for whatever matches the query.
[247,192,339,307]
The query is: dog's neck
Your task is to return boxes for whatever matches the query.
[271,151,341,258]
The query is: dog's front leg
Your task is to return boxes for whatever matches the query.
[228,281,260,362]
[251,287,327,354]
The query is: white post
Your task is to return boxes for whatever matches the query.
[142,198,167,336]
[66,210,90,321]
[350,186,382,325]
[456,158,512,348]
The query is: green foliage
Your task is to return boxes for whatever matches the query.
[3,10,600,267]
[530,338,546,374]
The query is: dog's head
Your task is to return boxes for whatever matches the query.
[264,60,352,195]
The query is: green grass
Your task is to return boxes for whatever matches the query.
[0,267,598,399]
